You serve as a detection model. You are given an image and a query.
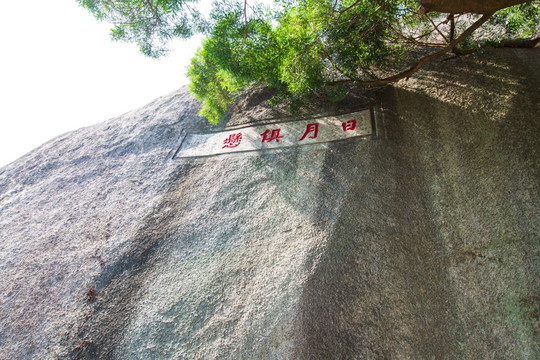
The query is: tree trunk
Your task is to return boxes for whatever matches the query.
[420,0,531,14]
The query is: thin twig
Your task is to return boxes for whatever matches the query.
[449,14,455,42]
[243,0,248,39]
[330,0,339,17]
[425,13,449,43]
[391,25,446,47]
[322,47,358,82]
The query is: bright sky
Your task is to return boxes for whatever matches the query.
[0,0,204,168]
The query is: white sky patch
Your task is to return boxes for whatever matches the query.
[0,0,205,168]
[0,0,275,169]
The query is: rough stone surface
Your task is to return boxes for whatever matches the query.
[0,48,538,359]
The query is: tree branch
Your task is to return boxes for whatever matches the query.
[420,0,531,14]
[425,13,449,43]
[325,13,493,87]
[498,36,540,48]
[445,36,540,60]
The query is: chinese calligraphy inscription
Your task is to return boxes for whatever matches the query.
[222,133,243,148]
[175,109,373,158]
[261,129,284,143]
[342,119,357,131]
[299,123,319,141]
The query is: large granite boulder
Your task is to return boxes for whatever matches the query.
[0,48,538,359]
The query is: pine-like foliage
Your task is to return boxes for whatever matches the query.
[78,0,540,123]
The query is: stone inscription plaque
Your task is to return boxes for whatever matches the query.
[174,109,373,158]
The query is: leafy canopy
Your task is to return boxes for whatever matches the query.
[77,0,202,57]
[78,0,540,123]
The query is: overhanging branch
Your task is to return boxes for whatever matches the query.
[325,13,493,88]
[420,0,531,14]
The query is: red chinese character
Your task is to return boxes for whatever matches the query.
[222,132,243,148]
[261,129,284,143]
[342,119,357,131]
[299,123,319,141]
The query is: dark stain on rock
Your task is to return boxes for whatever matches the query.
[292,96,459,359]
[68,163,197,359]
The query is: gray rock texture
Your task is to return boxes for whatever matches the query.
[0,48,538,359]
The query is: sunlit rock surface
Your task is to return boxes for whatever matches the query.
[0,48,538,359]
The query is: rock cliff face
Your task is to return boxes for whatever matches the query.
[0,48,538,359]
